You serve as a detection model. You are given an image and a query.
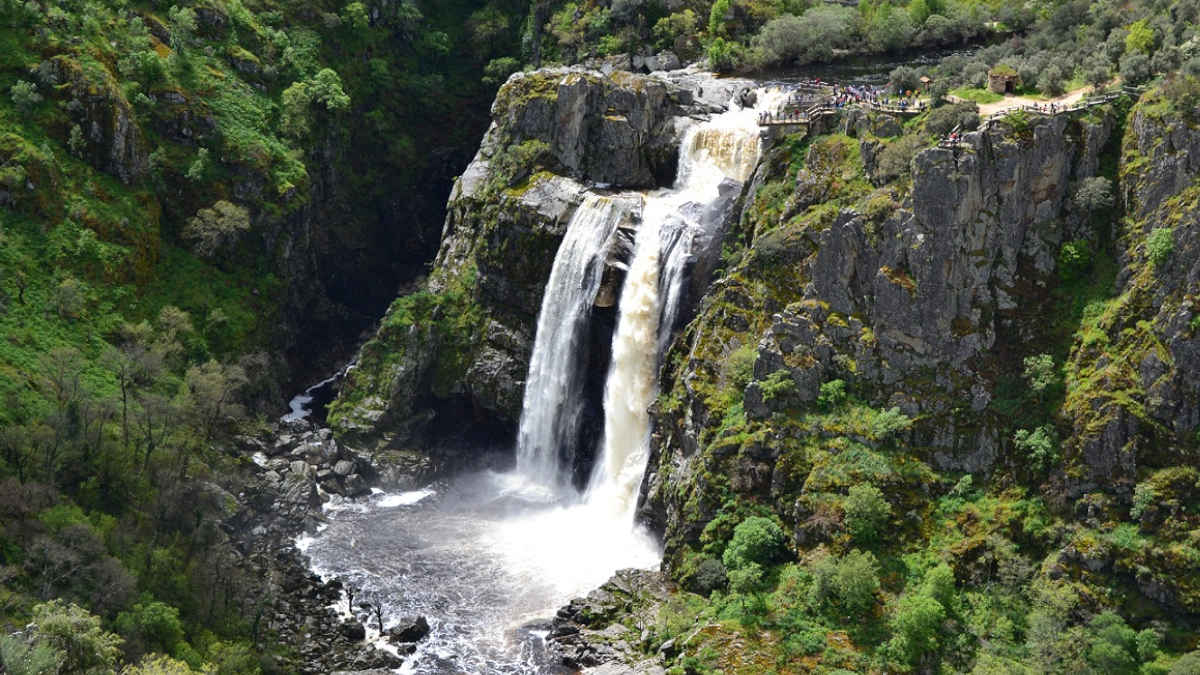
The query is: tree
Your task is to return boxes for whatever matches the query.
[652,10,698,53]
[834,549,879,616]
[1120,52,1152,85]
[180,360,248,444]
[1038,63,1067,96]
[1125,19,1155,55]
[0,634,62,675]
[124,654,201,674]
[1014,426,1058,471]
[167,5,197,51]
[29,600,123,674]
[1076,176,1113,213]
[281,69,351,137]
[892,592,946,662]
[844,483,891,544]
[866,5,915,53]
[185,148,210,182]
[183,201,251,259]
[888,65,922,94]
[482,57,520,86]
[1087,612,1139,674]
[115,600,185,656]
[722,517,787,572]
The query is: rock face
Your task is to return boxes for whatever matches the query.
[642,110,1123,568]
[1057,101,1200,501]
[329,68,724,473]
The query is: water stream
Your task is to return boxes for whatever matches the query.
[301,83,783,674]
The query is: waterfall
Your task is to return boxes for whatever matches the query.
[515,195,625,488]
[516,85,788,504]
[585,88,789,518]
[585,215,661,517]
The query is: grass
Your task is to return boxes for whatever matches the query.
[951,87,1003,104]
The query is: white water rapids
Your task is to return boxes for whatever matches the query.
[300,84,786,673]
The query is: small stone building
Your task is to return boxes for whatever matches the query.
[988,65,1020,94]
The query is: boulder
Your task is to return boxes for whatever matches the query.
[387,616,430,643]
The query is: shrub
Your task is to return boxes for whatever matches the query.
[817,379,848,410]
[925,102,978,135]
[706,37,742,72]
[691,558,728,595]
[723,342,757,392]
[1130,481,1158,519]
[1146,227,1174,267]
[759,369,796,403]
[1058,239,1093,282]
[11,80,42,110]
[844,483,891,544]
[869,407,912,439]
[1022,353,1057,395]
[0,635,62,675]
[1013,426,1059,471]
[875,134,926,182]
[1171,650,1200,674]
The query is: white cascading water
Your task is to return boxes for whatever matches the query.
[585,214,661,518]
[585,87,791,519]
[514,195,625,488]
[300,85,789,674]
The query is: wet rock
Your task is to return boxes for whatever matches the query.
[387,616,430,643]
[333,459,355,476]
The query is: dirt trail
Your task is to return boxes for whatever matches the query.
[974,85,1095,117]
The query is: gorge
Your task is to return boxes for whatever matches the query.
[5,1,1200,672]
[305,76,783,673]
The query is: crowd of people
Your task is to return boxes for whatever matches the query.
[757,81,928,125]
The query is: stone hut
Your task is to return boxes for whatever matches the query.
[988,65,1020,94]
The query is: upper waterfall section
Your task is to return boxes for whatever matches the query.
[328,67,764,459]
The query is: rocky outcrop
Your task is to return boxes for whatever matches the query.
[44,55,147,184]
[550,569,670,673]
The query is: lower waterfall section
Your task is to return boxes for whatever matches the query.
[586,216,661,519]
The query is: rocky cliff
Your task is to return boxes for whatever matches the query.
[640,89,1200,636]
